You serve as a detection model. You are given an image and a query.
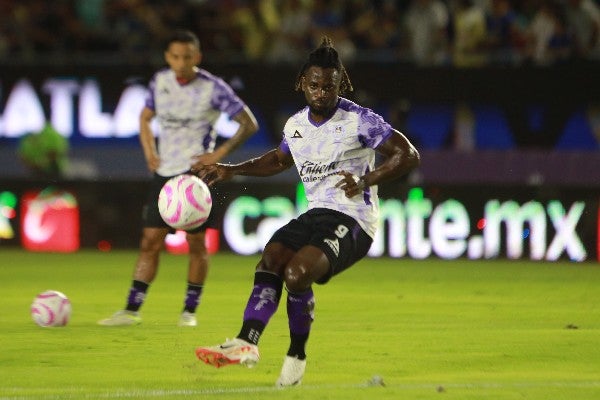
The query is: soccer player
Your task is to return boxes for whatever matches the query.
[192,36,420,386]
[98,30,259,327]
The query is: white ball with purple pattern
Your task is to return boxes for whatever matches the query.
[158,174,212,230]
[31,290,72,327]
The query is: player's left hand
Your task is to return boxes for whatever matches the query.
[335,171,366,198]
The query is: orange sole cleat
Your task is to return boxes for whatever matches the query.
[195,338,259,368]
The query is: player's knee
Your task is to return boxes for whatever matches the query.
[283,264,312,293]
[256,257,284,275]
[139,235,163,253]
[257,243,293,275]
[186,232,206,251]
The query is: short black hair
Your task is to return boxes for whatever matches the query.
[165,30,200,51]
[294,36,353,95]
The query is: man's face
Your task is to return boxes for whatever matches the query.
[302,66,341,119]
[164,42,201,80]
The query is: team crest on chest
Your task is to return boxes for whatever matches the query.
[330,125,345,137]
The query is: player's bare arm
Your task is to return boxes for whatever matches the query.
[139,106,160,172]
[222,105,259,155]
[191,105,259,167]
[335,129,420,198]
[195,147,293,187]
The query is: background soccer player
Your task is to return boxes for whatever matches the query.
[98,30,258,327]
[192,36,420,386]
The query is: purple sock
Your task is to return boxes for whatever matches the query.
[125,280,148,312]
[243,281,281,324]
[238,271,283,344]
[184,283,203,313]
[287,289,315,335]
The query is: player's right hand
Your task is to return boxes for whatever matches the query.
[192,164,231,187]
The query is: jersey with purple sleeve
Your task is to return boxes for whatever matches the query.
[145,67,245,176]
[280,97,393,238]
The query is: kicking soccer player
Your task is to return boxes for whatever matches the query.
[192,36,420,385]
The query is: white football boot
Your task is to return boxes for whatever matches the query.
[178,311,197,327]
[97,310,141,326]
[276,356,306,387]
[195,338,259,368]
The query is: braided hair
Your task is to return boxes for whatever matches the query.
[294,36,353,95]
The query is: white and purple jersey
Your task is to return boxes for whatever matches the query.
[145,67,245,176]
[280,97,393,238]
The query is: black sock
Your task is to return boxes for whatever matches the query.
[287,333,309,360]
[237,320,266,345]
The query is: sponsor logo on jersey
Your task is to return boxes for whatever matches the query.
[299,160,339,183]
[299,160,338,176]
[163,114,193,129]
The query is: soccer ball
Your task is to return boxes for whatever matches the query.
[158,174,212,230]
[31,290,72,327]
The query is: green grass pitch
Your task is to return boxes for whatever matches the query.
[1,249,599,399]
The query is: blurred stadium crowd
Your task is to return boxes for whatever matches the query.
[1,0,599,67]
